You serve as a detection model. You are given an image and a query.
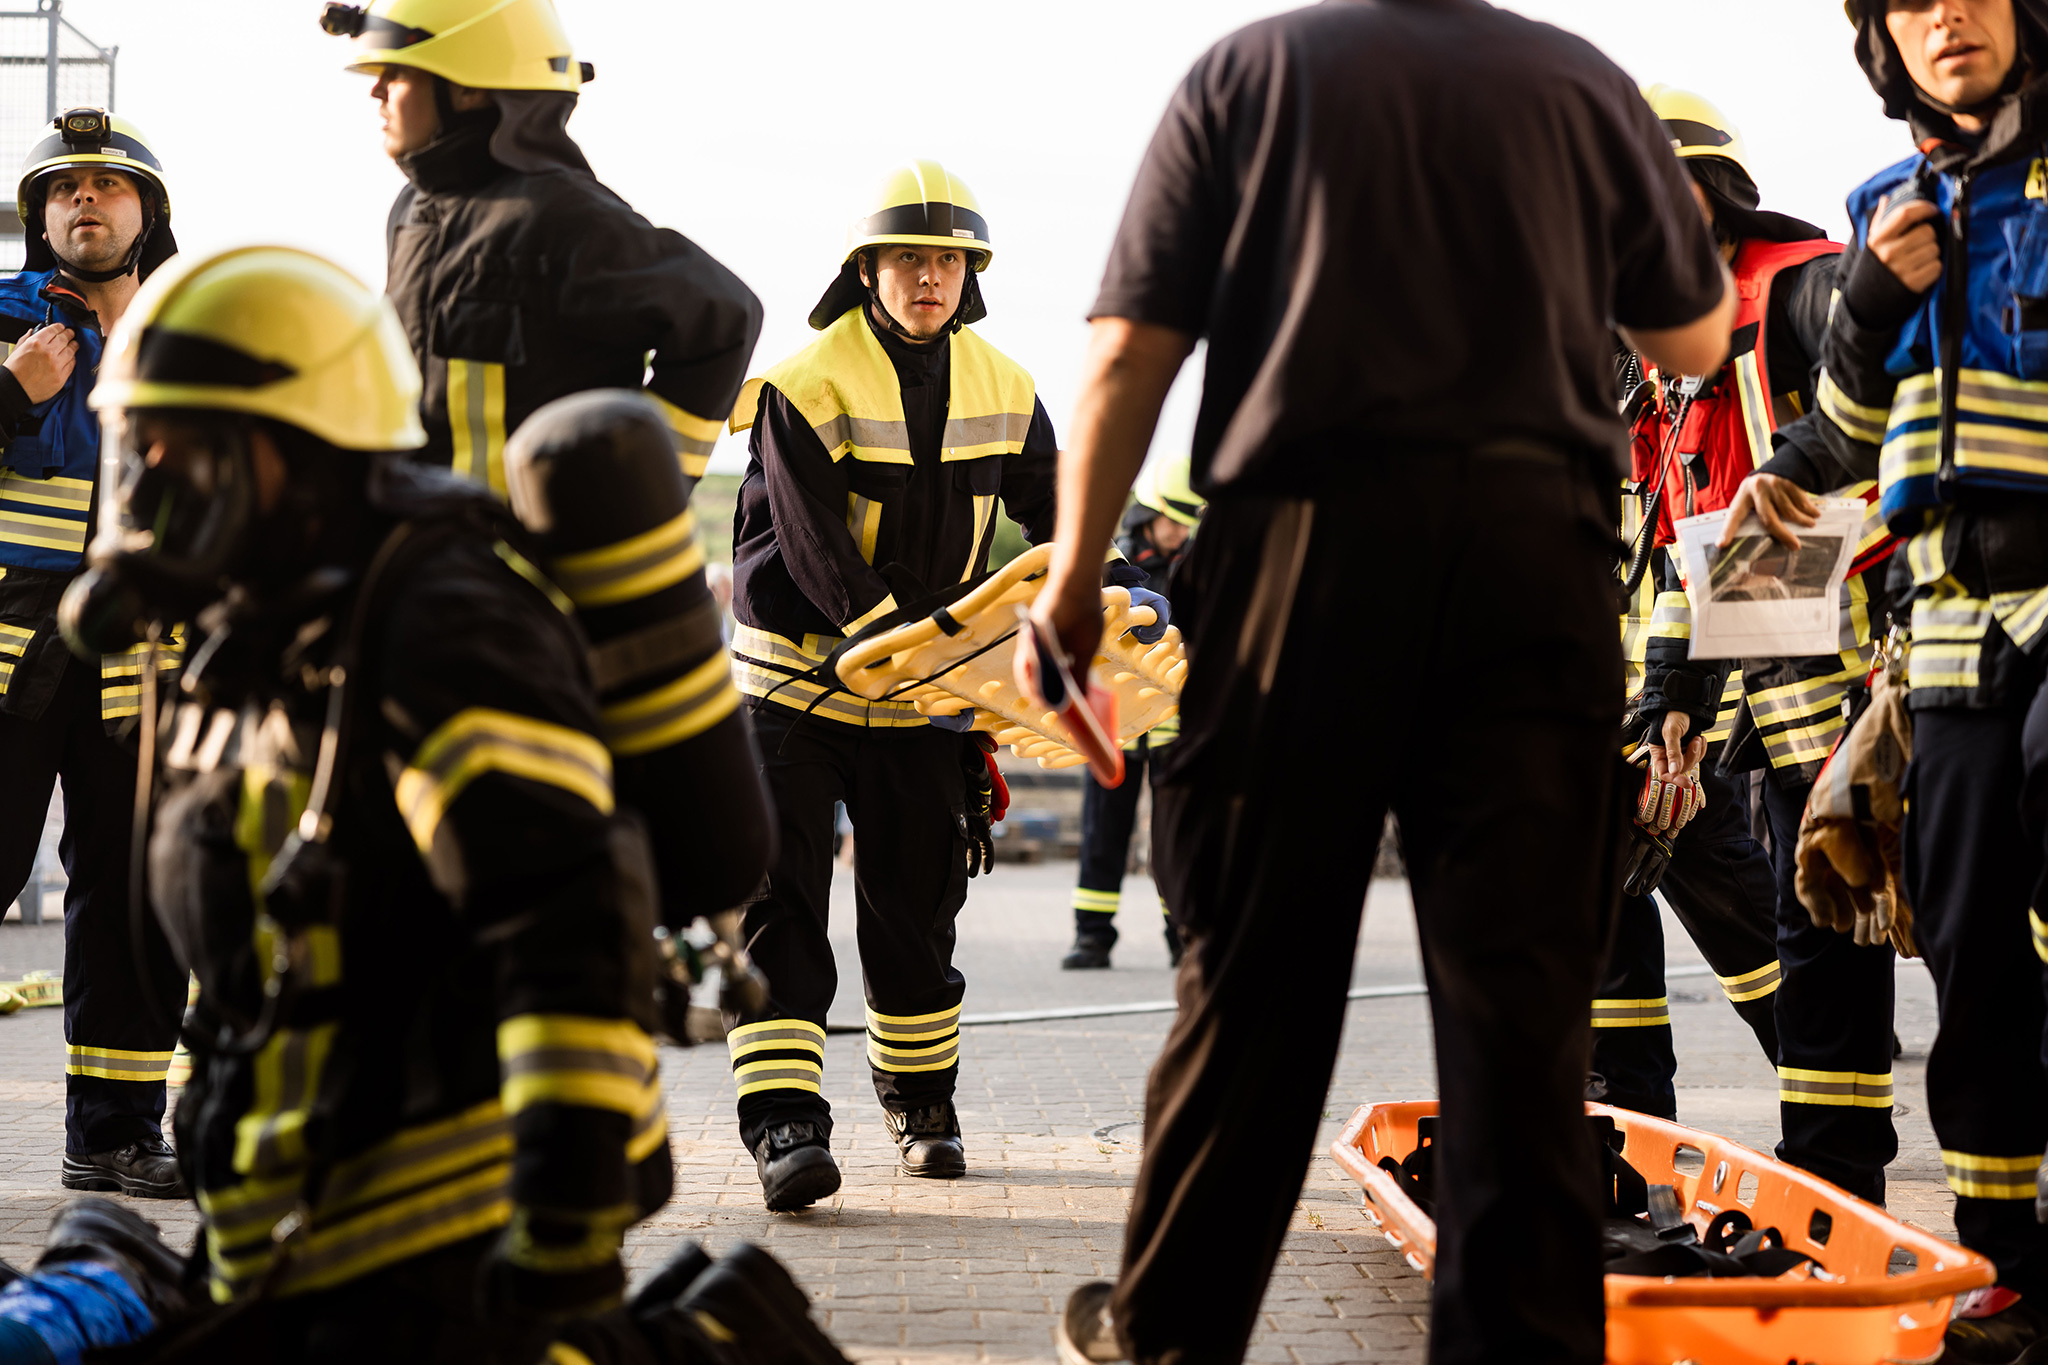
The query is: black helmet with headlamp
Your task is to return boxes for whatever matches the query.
[18,108,177,283]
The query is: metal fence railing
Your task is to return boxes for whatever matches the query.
[0,2,115,275]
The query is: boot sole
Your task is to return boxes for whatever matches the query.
[762,1148,842,1212]
[59,1159,185,1200]
[899,1154,967,1179]
[1060,958,1112,970]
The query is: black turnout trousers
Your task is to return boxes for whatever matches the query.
[1904,688,2048,1295]
[1761,775,1897,1205]
[1074,734,1162,940]
[1590,761,1781,1119]
[1126,450,1621,1365]
[733,703,970,1152]
[0,658,182,1155]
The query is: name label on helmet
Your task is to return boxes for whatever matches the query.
[952,229,974,238]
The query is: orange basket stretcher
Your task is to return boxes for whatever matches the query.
[1330,1101,1992,1365]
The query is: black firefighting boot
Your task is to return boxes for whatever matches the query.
[1062,931,1116,970]
[1941,1288,2048,1363]
[61,1136,186,1200]
[883,1102,966,1179]
[753,1120,840,1213]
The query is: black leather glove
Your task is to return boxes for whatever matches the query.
[959,733,1001,877]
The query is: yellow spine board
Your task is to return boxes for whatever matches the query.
[834,544,1186,769]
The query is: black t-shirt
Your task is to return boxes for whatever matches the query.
[1091,0,1726,491]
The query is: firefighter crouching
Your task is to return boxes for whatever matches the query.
[0,108,189,1200]
[323,0,761,498]
[54,244,843,1364]
[1063,455,1201,971]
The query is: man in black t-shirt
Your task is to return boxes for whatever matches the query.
[1031,8,1734,1364]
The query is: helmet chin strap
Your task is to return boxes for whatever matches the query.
[45,199,156,286]
[863,248,968,342]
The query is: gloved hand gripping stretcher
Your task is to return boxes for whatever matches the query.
[833,544,1187,776]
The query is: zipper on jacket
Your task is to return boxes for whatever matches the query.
[1937,170,1971,495]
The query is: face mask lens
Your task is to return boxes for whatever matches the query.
[113,412,254,575]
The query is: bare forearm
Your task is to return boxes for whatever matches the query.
[1047,319,1195,590]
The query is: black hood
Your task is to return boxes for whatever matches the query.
[1686,156,1828,246]
[398,86,591,193]
[1854,0,2048,168]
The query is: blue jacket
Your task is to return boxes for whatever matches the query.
[0,267,105,574]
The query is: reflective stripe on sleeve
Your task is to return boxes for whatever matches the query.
[644,391,723,480]
[497,1014,660,1119]
[549,509,704,609]
[1818,369,1889,445]
[599,652,742,756]
[393,708,613,855]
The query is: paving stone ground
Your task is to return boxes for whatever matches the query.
[0,863,1948,1363]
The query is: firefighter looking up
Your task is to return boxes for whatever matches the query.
[1063,455,1202,971]
[1785,2,2048,1356]
[323,0,761,497]
[56,244,846,1365]
[724,160,1165,1211]
[0,109,186,1200]
[1603,88,1904,1214]
[1632,85,1902,1207]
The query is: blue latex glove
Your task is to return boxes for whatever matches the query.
[927,710,975,732]
[1125,587,1170,645]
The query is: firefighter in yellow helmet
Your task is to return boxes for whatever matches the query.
[0,108,187,1202]
[321,0,761,497]
[722,160,1166,1210]
[55,244,845,1363]
[1064,455,1202,970]
[1614,85,1901,1206]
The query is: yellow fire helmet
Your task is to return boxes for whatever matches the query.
[321,0,590,92]
[92,245,427,453]
[1640,85,1754,184]
[17,109,169,228]
[1133,455,1204,529]
[843,159,994,269]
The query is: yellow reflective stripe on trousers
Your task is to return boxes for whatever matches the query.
[727,1018,825,1097]
[644,390,722,480]
[497,1014,659,1117]
[1943,1150,2040,1199]
[1072,888,1120,913]
[600,651,741,756]
[1717,960,1782,1003]
[1778,1066,1892,1108]
[2032,908,2048,964]
[846,492,882,564]
[1590,998,1669,1027]
[865,1004,961,1074]
[1818,370,1890,446]
[549,509,703,609]
[100,631,186,721]
[448,359,508,498]
[65,1044,174,1083]
[394,708,614,855]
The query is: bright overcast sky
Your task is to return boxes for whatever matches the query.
[55,0,1905,475]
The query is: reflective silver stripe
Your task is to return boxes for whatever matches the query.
[1777,1068,1893,1106]
[940,411,1033,450]
[865,1005,962,1041]
[814,413,911,457]
[867,1038,960,1072]
[1589,999,1669,1027]
[501,1047,651,1083]
[0,509,87,553]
